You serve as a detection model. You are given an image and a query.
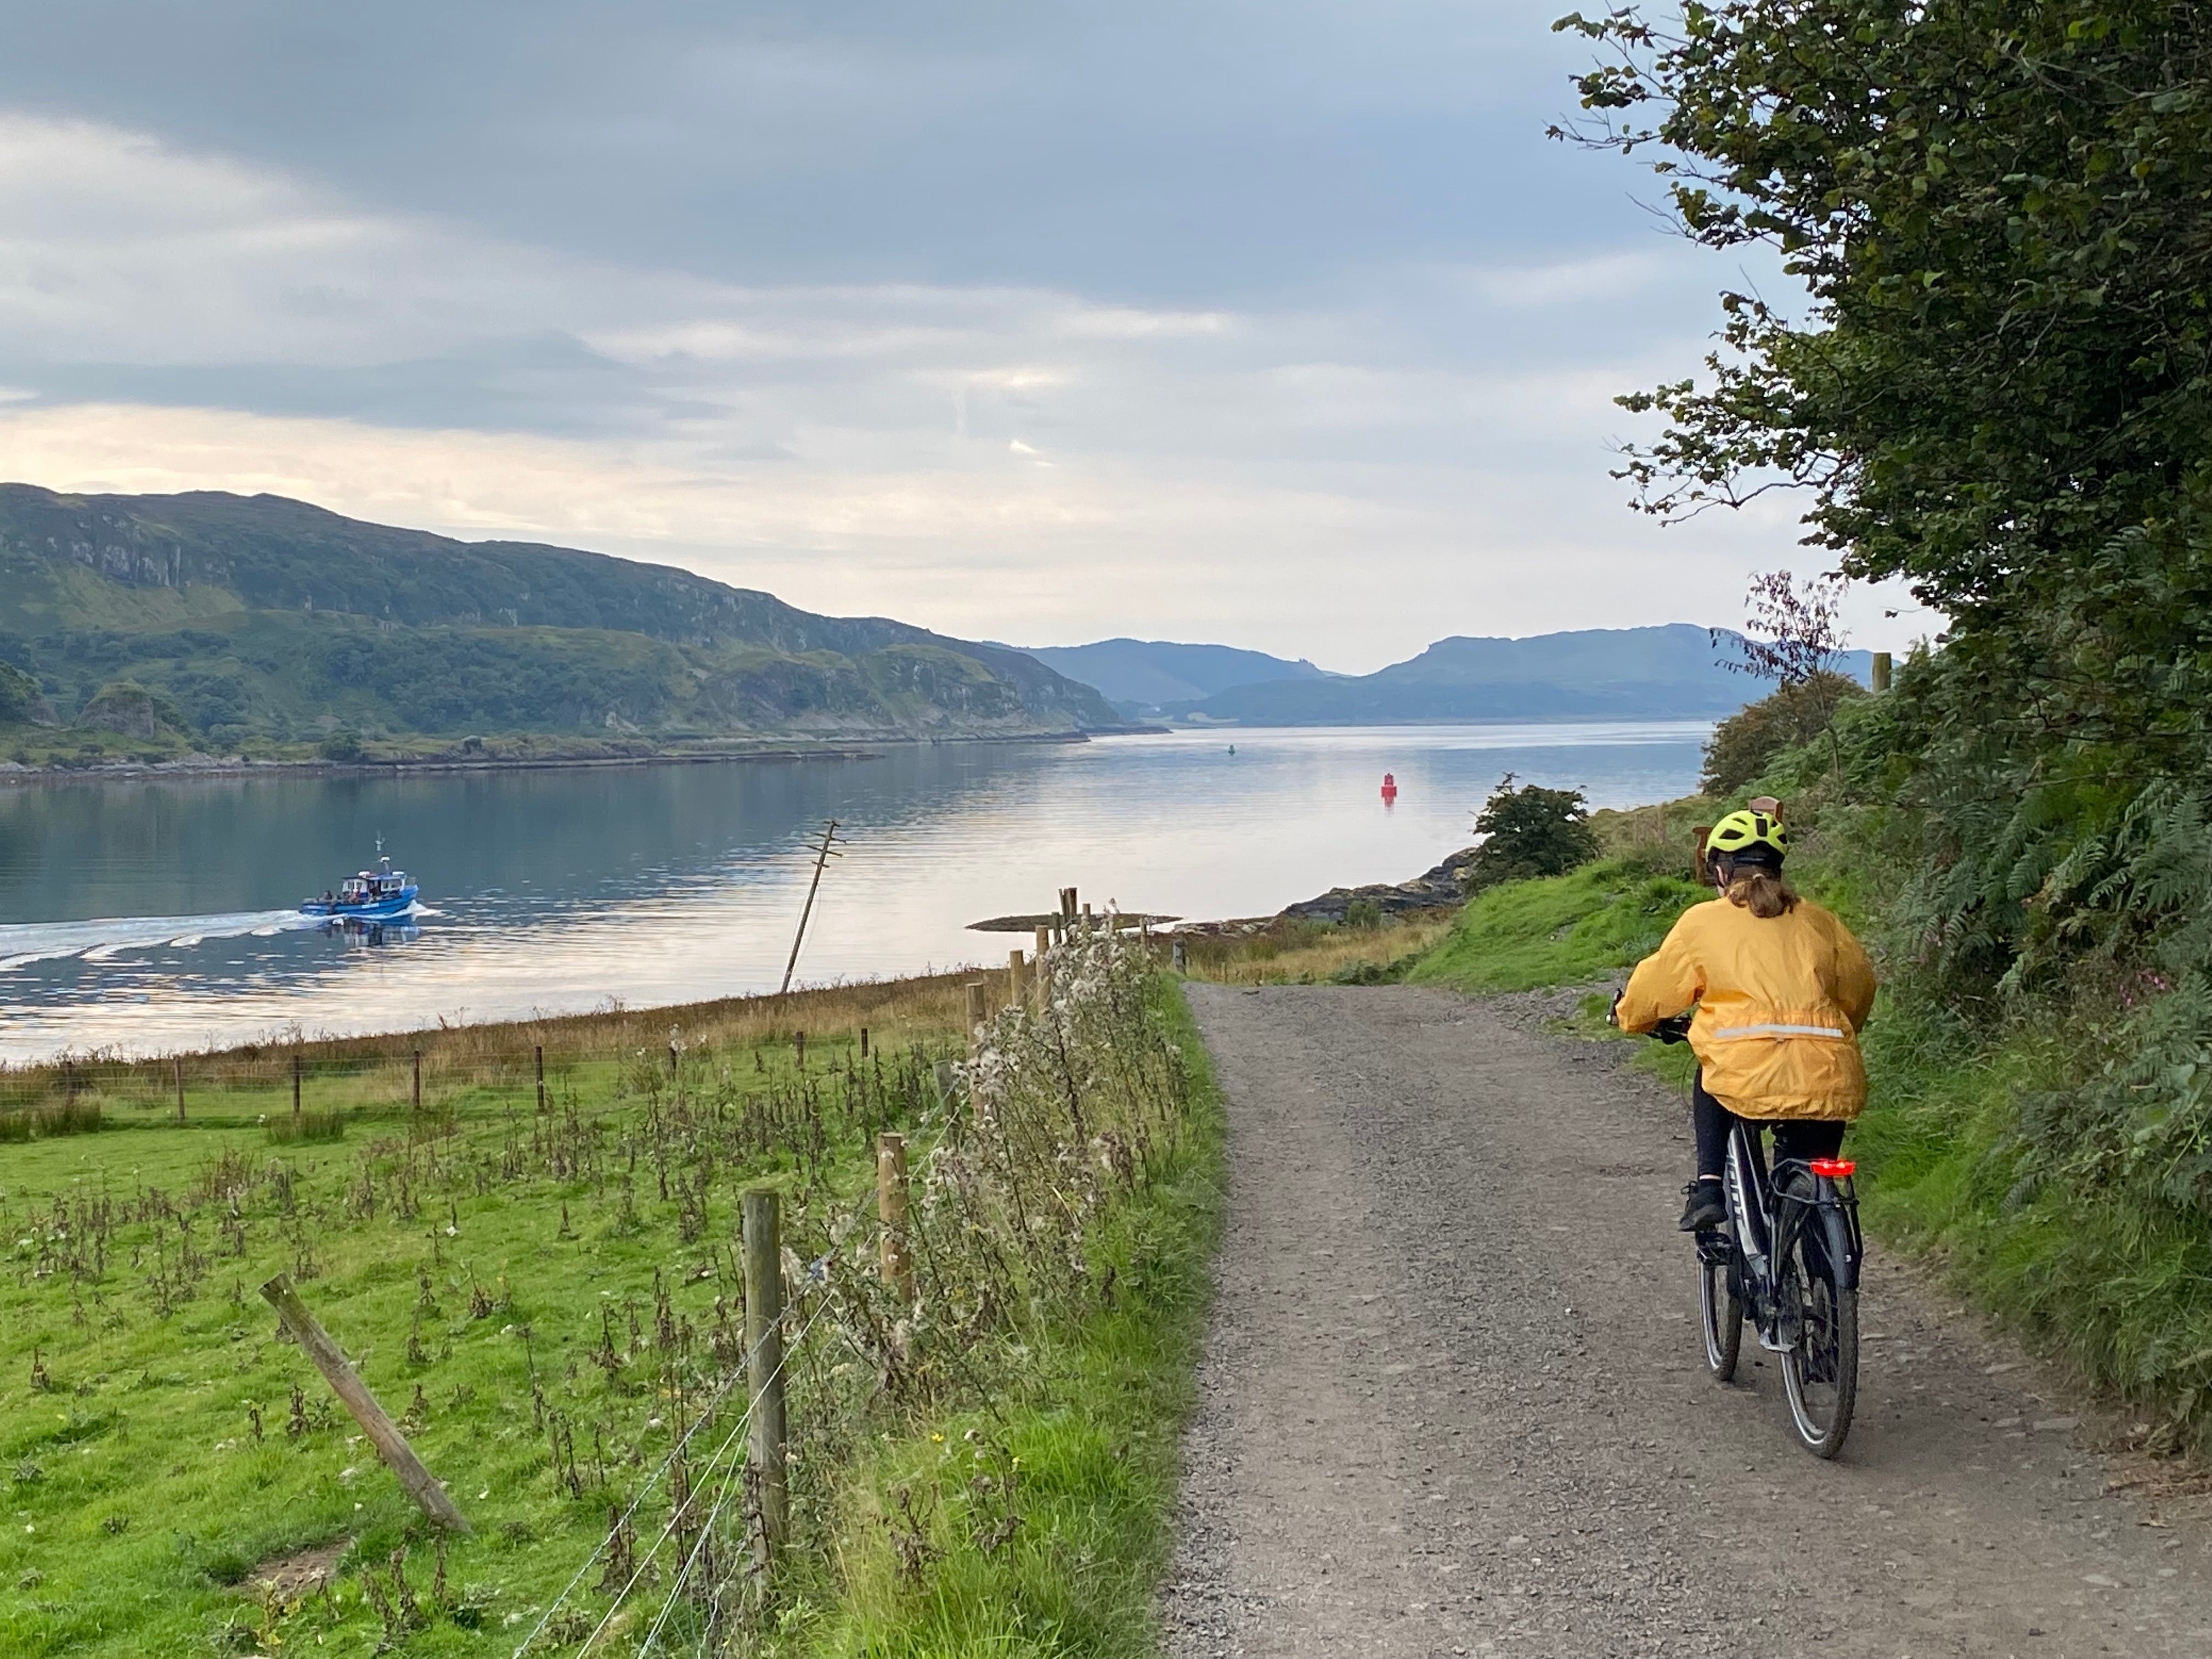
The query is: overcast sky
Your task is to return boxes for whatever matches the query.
[0,1,1921,671]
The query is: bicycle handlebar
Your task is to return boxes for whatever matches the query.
[1607,986,1693,1044]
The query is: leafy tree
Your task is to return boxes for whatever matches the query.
[0,659,46,726]
[1554,1,2212,764]
[1465,775,1601,890]
[1701,671,1865,794]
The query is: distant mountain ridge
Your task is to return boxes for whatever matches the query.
[1167,625,1875,724]
[1011,637,1329,710]
[0,484,1121,753]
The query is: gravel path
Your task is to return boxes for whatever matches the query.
[1161,983,2212,1658]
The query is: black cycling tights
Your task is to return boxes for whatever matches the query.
[1692,1073,1844,1178]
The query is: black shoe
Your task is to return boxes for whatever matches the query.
[1678,1177,1725,1232]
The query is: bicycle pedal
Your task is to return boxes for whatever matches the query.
[1755,1326,1793,1354]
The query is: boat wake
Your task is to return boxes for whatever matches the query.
[0,908,333,973]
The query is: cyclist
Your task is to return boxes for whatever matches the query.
[1612,808,1877,1231]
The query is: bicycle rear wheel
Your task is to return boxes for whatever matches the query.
[1697,1245,1742,1382]
[1779,1215,1858,1457]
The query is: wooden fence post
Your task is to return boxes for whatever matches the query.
[859,1026,869,1060]
[259,1273,471,1532]
[292,1053,302,1125]
[965,982,988,1054]
[174,1057,185,1125]
[1871,651,1893,693]
[411,1049,422,1113]
[1007,949,1028,1011]
[877,1134,912,1300]
[1033,927,1051,1006]
[794,1030,806,1071]
[1172,939,1188,974]
[535,1045,546,1114]
[741,1189,788,1567]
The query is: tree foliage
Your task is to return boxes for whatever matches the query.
[1466,775,1602,890]
[1701,671,1866,794]
[1557,1,2212,754]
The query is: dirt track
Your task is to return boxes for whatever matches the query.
[1161,984,2212,1658]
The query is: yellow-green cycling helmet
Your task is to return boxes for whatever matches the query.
[1707,807,1787,861]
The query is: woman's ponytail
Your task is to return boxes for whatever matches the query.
[1725,867,1798,918]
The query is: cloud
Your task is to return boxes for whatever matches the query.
[0,27,1921,669]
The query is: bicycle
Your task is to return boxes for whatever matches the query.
[1651,1012,1864,1458]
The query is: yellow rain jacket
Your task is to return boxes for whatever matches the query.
[1615,895,1877,1120]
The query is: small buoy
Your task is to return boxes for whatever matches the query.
[1228,744,1236,755]
[1380,771,1398,804]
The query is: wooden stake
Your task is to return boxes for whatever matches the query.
[859,1026,869,1060]
[292,1053,302,1124]
[965,981,988,1054]
[259,1273,470,1533]
[779,819,844,996]
[411,1049,421,1113]
[1871,651,1893,693]
[1033,927,1051,1005]
[794,1030,806,1070]
[534,1045,546,1114]
[876,1133,912,1300]
[174,1057,185,1125]
[742,1190,788,1566]
[1007,949,1029,1010]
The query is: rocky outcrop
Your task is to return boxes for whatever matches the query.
[1280,847,1480,923]
[76,682,183,741]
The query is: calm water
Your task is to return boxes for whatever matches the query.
[0,723,1707,1061]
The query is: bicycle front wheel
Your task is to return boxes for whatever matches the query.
[1697,1247,1742,1383]
[1779,1218,1858,1457]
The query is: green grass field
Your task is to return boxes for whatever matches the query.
[1,957,1224,1658]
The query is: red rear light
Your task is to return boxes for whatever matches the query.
[1809,1157,1856,1178]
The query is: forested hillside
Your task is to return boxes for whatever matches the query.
[1561,1,2212,1439]
[0,486,1119,759]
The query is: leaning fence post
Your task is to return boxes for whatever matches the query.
[877,1133,913,1300]
[742,1189,788,1567]
[259,1273,471,1532]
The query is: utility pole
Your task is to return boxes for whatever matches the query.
[779,819,845,996]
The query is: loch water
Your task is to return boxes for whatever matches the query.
[0,722,1708,1061]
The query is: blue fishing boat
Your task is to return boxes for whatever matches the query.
[301,855,419,921]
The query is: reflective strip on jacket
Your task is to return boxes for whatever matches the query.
[1615,896,1877,1121]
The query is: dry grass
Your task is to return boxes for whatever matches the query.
[1178,913,1457,986]
[0,967,1017,1125]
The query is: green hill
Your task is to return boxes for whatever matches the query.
[0,485,1120,761]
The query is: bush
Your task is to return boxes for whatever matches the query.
[1463,776,1600,891]
[317,729,366,763]
[1700,672,1865,795]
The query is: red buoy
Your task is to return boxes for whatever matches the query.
[1380,771,1398,804]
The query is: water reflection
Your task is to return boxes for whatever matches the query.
[0,724,1708,1059]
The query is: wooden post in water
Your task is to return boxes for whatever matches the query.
[741,1190,788,1567]
[534,1046,546,1114]
[174,1057,185,1125]
[1007,949,1029,1011]
[876,1133,912,1300]
[260,1273,470,1532]
[292,1053,302,1125]
[1871,651,1893,693]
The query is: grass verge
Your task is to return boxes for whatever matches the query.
[786,985,1225,1659]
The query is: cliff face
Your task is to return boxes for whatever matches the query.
[0,485,1120,747]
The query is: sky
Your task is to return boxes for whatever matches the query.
[0,1,1924,672]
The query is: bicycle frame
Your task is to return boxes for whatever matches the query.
[1708,1119,1862,1347]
